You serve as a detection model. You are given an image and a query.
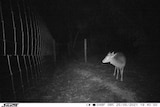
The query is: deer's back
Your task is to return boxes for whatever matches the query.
[111,52,126,67]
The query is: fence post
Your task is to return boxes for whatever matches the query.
[84,38,87,63]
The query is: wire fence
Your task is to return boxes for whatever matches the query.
[0,0,52,101]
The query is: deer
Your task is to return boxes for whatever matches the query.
[102,52,126,81]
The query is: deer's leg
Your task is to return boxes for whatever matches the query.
[113,67,116,76]
[120,67,124,81]
[116,68,119,80]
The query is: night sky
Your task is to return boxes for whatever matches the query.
[31,0,160,56]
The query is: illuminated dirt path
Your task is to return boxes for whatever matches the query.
[25,60,139,102]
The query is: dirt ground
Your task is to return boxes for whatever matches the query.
[24,58,160,102]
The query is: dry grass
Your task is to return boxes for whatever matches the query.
[24,60,142,102]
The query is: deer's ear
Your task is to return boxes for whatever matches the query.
[111,51,115,55]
